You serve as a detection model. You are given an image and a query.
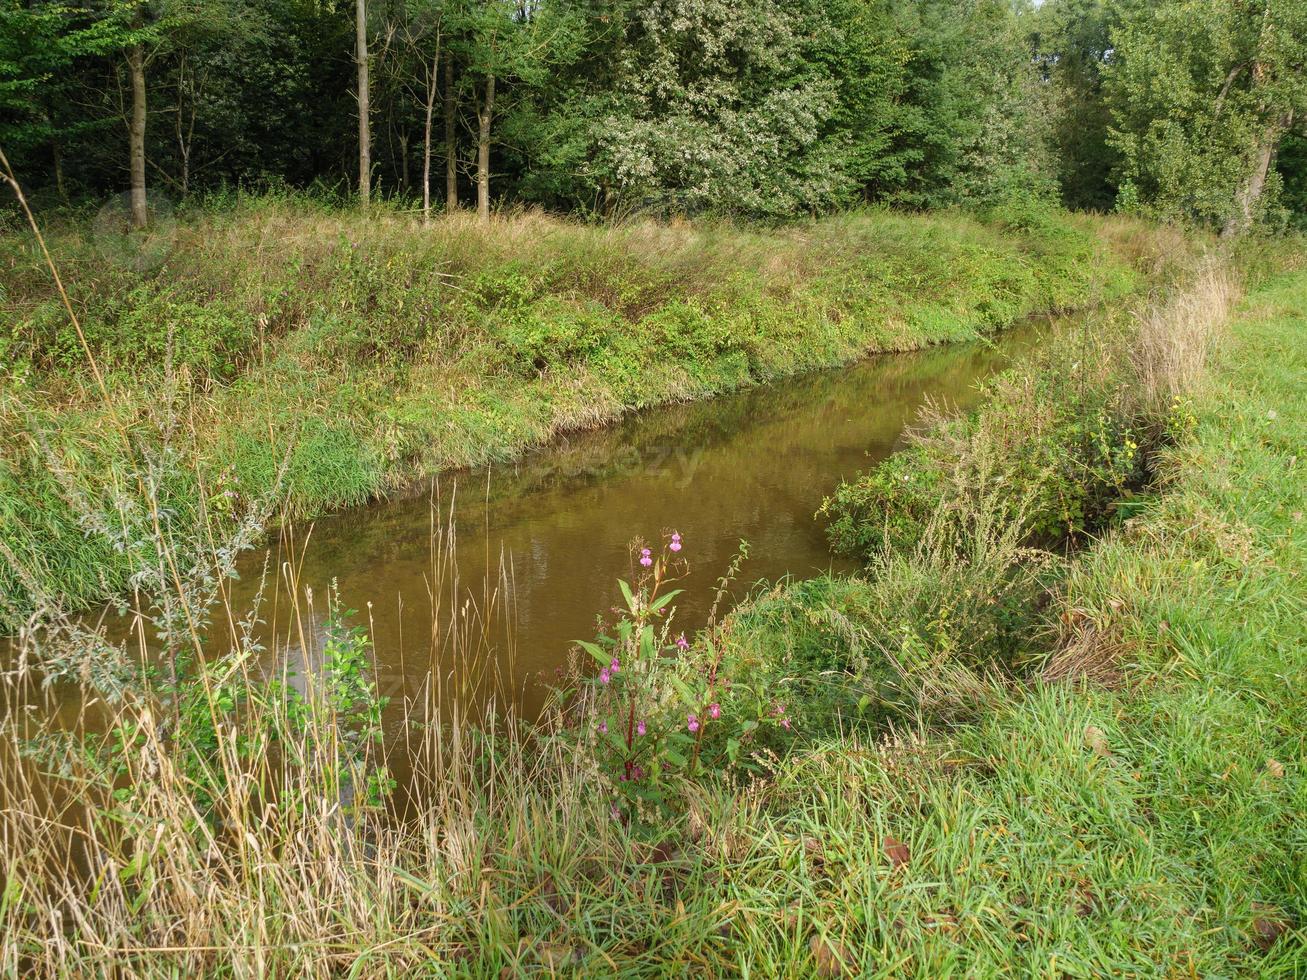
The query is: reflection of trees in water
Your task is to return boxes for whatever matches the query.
[332,321,1046,543]
[229,316,1055,596]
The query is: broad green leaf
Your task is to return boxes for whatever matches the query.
[575,640,609,667]
[604,730,630,757]
[669,675,696,705]
[648,589,683,614]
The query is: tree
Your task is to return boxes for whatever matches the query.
[456,0,577,222]
[519,0,855,217]
[1106,0,1307,232]
[110,0,186,228]
[444,47,456,210]
[0,1,131,201]
[396,0,450,220]
[459,0,511,222]
[1222,0,1305,235]
[356,0,370,204]
[1031,0,1121,210]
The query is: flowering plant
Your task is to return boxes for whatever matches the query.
[571,532,792,822]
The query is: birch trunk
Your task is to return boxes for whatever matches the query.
[422,56,437,223]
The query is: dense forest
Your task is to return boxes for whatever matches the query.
[2,0,1306,231]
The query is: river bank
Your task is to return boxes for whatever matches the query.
[3,239,1301,974]
[1,197,1186,629]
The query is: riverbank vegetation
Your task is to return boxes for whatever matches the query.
[0,199,1172,631]
[3,0,1306,974]
[2,244,1302,975]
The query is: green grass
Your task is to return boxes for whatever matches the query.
[690,264,1306,974]
[0,196,1184,629]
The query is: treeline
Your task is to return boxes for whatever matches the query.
[1,0,1305,231]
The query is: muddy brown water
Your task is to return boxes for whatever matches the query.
[230,317,1053,730]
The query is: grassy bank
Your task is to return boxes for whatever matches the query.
[0,196,1181,629]
[2,245,1301,974]
[708,263,1305,973]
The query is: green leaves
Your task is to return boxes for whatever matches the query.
[648,589,682,615]
[576,639,610,667]
[1103,0,1307,229]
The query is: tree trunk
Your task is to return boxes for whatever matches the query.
[1222,109,1290,238]
[422,57,437,223]
[444,52,457,213]
[356,0,370,205]
[176,98,190,197]
[52,138,67,203]
[1221,0,1279,238]
[174,54,195,197]
[127,44,148,229]
[1223,3,1286,240]
[476,74,494,223]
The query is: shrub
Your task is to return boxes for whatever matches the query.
[821,315,1155,560]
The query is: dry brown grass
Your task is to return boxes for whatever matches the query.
[1042,261,1245,685]
[1129,258,1241,415]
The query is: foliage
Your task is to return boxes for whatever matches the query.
[3,0,1305,226]
[821,320,1152,559]
[564,537,796,823]
[1104,0,1307,230]
[810,261,1240,720]
[1030,0,1121,211]
[514,0,1059,217]
[92,589,392,828]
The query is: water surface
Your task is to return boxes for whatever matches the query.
[233,319,1051,726]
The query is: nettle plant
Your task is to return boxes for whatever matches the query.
[574,532,792,823]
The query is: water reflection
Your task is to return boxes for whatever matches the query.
[226,318,1052,727]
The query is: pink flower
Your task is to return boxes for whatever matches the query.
[708,702,720,720]
[781,717,792,730]
[600,668,611,685]
[669,532,682,553]
[632,766,645,779]
[687,714,700,733]
[610,657,620,674]
[676,633,689,651]
[639,548,653,568]
[598,721,607,734]
[637,720,646,736]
